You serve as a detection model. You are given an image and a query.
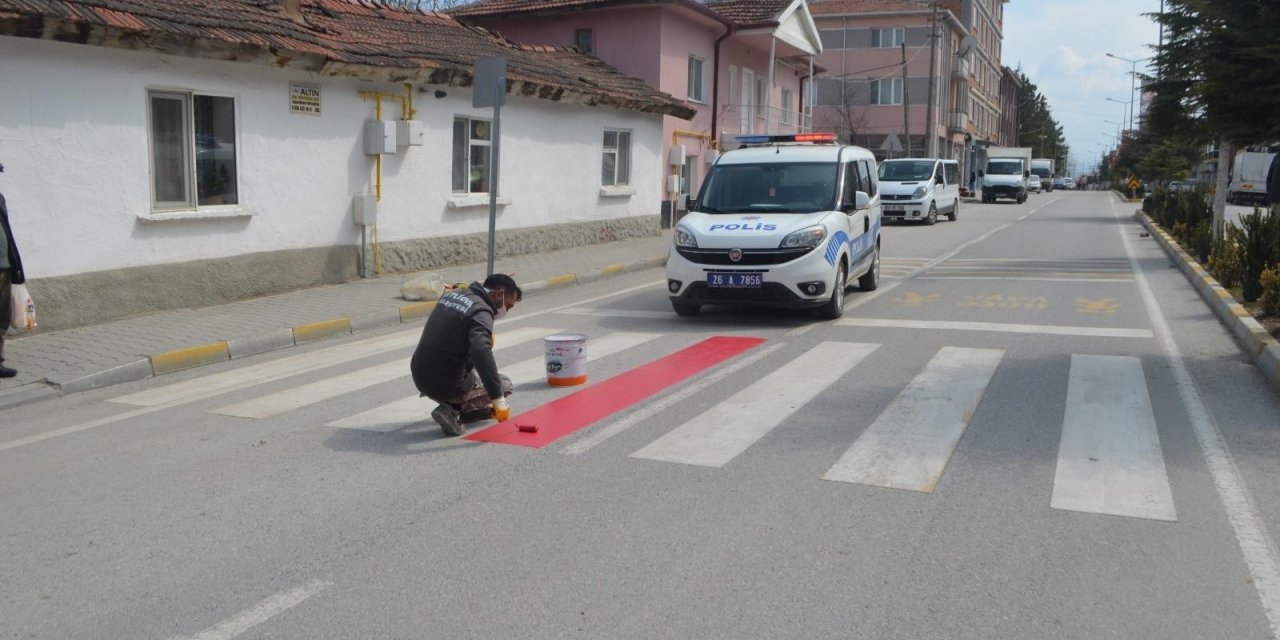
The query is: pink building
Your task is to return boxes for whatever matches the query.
[452,0,824,222]
[808,0,1009,180]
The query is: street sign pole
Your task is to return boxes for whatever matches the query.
[474,57,507,276]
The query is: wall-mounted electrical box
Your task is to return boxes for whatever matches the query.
[396,120,424,146]
[353,192,377,225]
[706,148,720,165]
[668,144,687,166]
[666,174,681,195]
[363,119,396,155]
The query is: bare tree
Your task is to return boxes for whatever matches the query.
[815,82,871,150]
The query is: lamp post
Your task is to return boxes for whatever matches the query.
[1105,53,1149,134]
[1104,120,1124,146]
[1106,97,1132,137]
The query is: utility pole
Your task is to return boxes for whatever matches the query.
[901,42,911,157]
[925,1,939,158]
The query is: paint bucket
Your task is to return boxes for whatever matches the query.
[544,334,588,386]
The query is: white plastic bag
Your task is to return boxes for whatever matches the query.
[9,283,35,333]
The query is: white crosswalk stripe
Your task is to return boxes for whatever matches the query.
[208,327,556,420]
[630,342,879,468]
[823,347,1004,492]
[1051,354,1176,521]
[326,332,662,432]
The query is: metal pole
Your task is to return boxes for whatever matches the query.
[487,85,501,277]
[766,37,777,134]
[1128,61,1136,134]
[926,2,938,158]
[901,42,910,156]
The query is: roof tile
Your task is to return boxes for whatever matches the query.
[0,0,694,118]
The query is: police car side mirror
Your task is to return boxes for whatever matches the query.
[853,191,870,211]
[687,199,698,211]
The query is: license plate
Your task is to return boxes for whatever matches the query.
[884,205,904,211]
[707,272,763,288]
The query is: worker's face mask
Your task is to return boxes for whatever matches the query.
[490,290,512,320]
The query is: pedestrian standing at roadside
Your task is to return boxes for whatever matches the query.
[1267,152,1280,206]
[410,273,520,436]
[0,162,28,379]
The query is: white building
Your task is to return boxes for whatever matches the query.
[0,0,693,329]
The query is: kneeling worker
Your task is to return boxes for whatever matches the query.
[411,273,521,436]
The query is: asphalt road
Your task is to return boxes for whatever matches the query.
[4,191,1280,639]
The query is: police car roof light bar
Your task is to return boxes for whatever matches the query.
[735,133,838,145]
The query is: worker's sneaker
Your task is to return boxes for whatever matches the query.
[431,404,465,437]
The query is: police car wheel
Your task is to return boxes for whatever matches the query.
[817,265,847,319]
[671,301,701,316]
[858,246,880,291]
[926,204,938,225]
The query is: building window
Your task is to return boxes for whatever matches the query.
[453,116,492,193]
[870,27,905,48]
[602,129,631,186]
[755,77,766,118]
[576,28,594,54]
[688,56,706,103]
[781,89,793,124]
[870,78,903,105]
[147,90,238,210]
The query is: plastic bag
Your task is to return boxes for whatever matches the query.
[8,283,35,333]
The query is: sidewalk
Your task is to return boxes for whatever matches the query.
[0,234,671,409]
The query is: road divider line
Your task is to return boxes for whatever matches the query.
[169,580,330,640]
[1051,354,1176,521]
[1113,197,1280,636]
[835,318,1153,338]
[917,276,1135,283]
[631,342,878,467]
[823,347,1004,492]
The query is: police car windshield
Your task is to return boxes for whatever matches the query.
[878,160,934,181]
[696,162,838,214]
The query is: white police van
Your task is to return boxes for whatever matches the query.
[666,133,882,319]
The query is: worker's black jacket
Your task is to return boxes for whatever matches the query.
[410,282,502,402]
[0,194,25,284]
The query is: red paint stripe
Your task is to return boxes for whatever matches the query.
[464,336,767,448]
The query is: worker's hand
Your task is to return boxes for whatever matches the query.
[491,396,511,422]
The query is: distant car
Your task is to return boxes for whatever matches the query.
[1053,177,1072,190]
[1027,174,1043,193]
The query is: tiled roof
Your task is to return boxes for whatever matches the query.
[0,0,695,118]
[451,0,789,28]
[703,0,794,26]
[808,0,961,17]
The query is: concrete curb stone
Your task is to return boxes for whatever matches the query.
[0,253,671,410]
[1139,213,1280,395]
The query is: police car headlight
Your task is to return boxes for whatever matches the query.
[912,186,928,199]
[674,226,698,248]
[779,225,826,249]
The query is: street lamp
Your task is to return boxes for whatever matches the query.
[1105,97,1131,135]
[1105,53,1150,134]
[1104,119,1124,144]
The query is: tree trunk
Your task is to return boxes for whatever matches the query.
[1213,141,1233,241]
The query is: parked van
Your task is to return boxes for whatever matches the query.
[668,133,882,319]
[876,158,960,225]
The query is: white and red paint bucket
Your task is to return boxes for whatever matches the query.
[544,334,588,386]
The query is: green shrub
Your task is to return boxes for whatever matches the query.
[1190,220,1213,263]
[1261,266,1280,316]
[1239,208,1280,302]
[1208,224,1244,289]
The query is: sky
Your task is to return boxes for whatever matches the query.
[1001,0,1163,177]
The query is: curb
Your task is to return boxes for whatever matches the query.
[1,254,669,409]
[1138,213,1280,393]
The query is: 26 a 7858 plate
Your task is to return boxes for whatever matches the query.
[707,272,763,288]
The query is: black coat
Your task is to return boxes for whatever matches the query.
[0,193,24,284]
[409,282,503,402]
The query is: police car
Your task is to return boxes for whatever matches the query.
[666,133,882,319]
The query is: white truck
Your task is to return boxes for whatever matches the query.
[1030,158,1055,192]
[981,147,1032,204]
[1228,151,1275,205]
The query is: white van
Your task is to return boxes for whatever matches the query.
[876,158,960,224]
[666,133,883,319]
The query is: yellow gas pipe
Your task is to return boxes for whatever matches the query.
[357,85,417,275]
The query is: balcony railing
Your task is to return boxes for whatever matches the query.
[717,104,813,146]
